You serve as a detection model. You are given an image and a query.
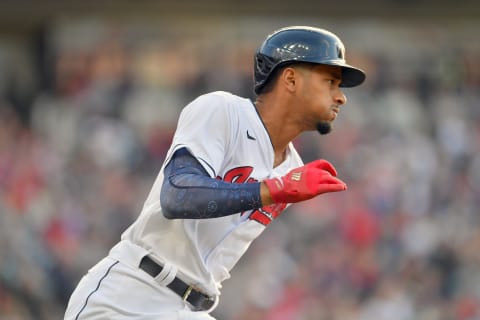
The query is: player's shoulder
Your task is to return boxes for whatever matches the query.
[198,90,248,104]
[185,91,251,113]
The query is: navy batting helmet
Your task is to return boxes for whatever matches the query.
[254,26,366,94]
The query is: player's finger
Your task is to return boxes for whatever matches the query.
[317,175,347,190]
[318,184,348,193]
[311,159,338,176]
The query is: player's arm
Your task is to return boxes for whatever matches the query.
[160,148,347,220]
[160,148,263,219]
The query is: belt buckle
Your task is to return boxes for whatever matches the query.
[182,286,194,301]
[182,285,216,311]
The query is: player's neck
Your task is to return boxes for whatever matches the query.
[254,97,301,164]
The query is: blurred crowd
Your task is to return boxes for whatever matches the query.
[0,18,479,320]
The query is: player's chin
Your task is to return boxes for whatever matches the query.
[316,121,333,135]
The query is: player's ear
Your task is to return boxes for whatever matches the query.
[281,67,297,92]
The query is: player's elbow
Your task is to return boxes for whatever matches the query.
[161,207,177,219]
[160,193,180,219]
[160,170,183,219]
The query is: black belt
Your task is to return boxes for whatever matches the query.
[139,255,215,311]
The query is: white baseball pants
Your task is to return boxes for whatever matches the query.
[64,241,217,320]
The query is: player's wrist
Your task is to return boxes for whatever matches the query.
[263,177,287,204]
[260,181,275,205]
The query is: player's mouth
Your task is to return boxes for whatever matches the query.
[331,106,339,120]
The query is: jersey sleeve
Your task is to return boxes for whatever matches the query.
[166,92,234,177]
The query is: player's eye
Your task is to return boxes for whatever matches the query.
[328,78,341,87]
[327,79,336,86]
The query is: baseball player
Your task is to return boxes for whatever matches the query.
[64,26,365,319]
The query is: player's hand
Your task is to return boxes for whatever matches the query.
[249,203,287,226]
[263,160,347,204]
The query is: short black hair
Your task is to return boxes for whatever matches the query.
[256,62,315,95]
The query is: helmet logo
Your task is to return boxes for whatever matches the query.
[337,45,345,60]
[320,39,345,61]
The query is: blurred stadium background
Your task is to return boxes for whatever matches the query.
[0,1,479,319]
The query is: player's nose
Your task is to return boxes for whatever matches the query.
[334,90,347,106]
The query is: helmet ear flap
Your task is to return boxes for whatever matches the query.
[254,53,279,94]
[255,53,274,77]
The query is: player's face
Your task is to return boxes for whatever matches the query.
[296,65,347,134]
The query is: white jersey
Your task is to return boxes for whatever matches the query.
[118,91,303,297]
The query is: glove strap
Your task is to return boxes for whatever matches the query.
[249,208,274,226]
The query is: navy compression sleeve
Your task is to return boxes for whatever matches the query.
[160,148,262,219]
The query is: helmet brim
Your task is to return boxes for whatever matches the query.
[339,65,366,88]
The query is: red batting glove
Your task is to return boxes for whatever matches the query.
[264,160,347,204]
